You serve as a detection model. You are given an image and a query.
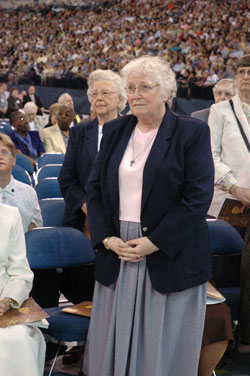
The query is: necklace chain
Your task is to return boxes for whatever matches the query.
[130,129,156,167]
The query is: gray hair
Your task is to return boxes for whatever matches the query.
[87,69,127,112]
[121,56,177,102]
[23,101,38,114]
[213,78,237,94]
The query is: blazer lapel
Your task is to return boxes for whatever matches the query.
[233,95,250,143]
[85,118,98,162]
[141,106,176,211]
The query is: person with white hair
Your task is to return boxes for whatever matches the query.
[208,54,250,218]
[82,56,214,376]
[23,101,47,131]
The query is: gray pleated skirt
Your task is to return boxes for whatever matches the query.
[83,221,206,376]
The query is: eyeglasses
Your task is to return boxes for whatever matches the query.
[125,84,160,94]
[90,90,118,99]
[213,90,234,99]
[237,69,250,78]
[0,150,12,157]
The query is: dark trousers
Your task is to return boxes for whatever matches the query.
[31,264,95,308]
[240,219,250,344]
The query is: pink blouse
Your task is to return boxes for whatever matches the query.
[119,125,158,222]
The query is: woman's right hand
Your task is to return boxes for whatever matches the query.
[105,236,128,255]
[105,237,143,262]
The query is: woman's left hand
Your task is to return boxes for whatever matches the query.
[118,237,159,262]
[0,298,11,316]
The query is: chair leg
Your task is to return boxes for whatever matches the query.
[48,344,61,376]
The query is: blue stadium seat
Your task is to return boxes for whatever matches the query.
[0,122,13,136]
[12,165,32,185]
[207,219,243,321]
[15,153,34,175]
[35,178,62,200]
[37,153,65,169]
[39,198,65,227]
[36,164,62,184]
[25,227,95,376]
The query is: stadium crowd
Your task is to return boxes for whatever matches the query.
[0,0,249,98]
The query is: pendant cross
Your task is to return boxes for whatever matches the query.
[130,159,135,167]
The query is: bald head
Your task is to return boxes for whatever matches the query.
[57,93,74,111]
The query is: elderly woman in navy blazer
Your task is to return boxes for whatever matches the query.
[83,56,214,376]
[57,70,127,305]
[59,69,127,231]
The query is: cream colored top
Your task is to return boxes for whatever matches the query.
[119,126,158,222]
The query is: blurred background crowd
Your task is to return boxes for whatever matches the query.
[0,0,249,99]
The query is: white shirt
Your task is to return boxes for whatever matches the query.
[0,176,42,232]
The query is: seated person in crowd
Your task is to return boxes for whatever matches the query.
[23,102,47,131]
[57,93,82,126]
[40,104,73,153]
[0,83,8,118]
[0,133,42,232]
[191,78,236,122]
[23,85,44,115]
[9,110,45,168]
[44,103,60,128]
[0,203,46,376]
[6,87,23,118]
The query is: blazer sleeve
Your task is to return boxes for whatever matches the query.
[58,125,86,214]
[208,103,233,183]
[86,126,118,248]
[148,123,214,255]
[33,131,45,155]
[2,208,33,307]
[40,129,54,153]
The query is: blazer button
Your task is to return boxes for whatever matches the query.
[142,227,148,232]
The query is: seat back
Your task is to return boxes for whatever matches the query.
[36,164,62,184]
[35,177,62,200]
[25,227,95,269]
[37,153,65,168]
[39,198,65,227]
[12,165,32,185]
[16,153,34,175]
[0,122,13,136]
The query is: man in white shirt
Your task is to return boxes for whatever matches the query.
[0,133,42,232]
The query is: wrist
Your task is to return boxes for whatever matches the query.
[230,184,236,195]
[103,236,112,250]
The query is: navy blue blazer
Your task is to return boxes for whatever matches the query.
[86,106,215,294]
[58,118,98,230]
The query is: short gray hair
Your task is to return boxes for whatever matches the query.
[87,69,127,112]
[23,101,37,114]
[121,56,177,102]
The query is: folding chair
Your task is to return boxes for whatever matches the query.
[37,153,65,169]
[25,227,95,376]
[36,178,62,200]
[12,165,32,185]
[36,164,62,184]
[39,198,65,227]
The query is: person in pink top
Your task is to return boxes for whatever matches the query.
[83,56,214,376]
